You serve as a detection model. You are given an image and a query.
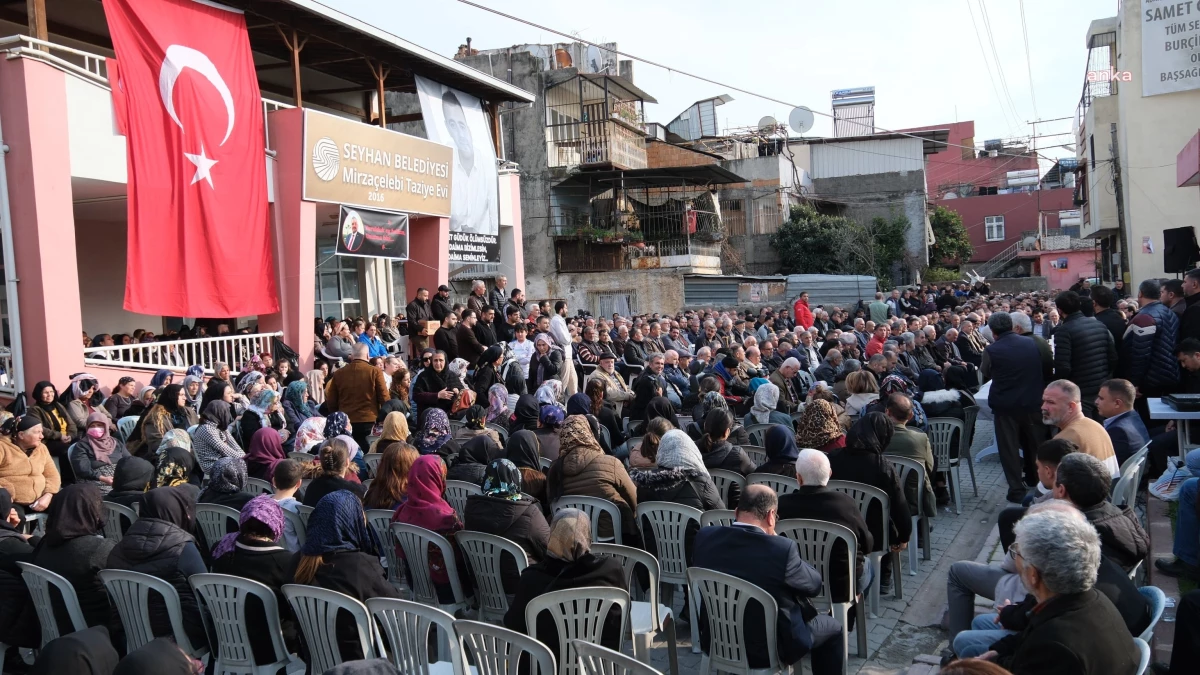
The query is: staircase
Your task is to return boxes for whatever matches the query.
[973,240,1022,279]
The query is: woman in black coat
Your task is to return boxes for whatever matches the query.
[29,484,117,635]
[827,413,913,586]
[463,459,551,591]
[504,509,625,656]
[695,409,755,506]
[447,435,503,485]
[527,334,563,393]
[472,345,504,406]
[0,488,40,653]
[629,430,724,568]
[70,412,131,495]
[105,484,208,652]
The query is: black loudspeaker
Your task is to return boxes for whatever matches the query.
[1163,226,1200,273]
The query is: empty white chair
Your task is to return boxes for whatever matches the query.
[16,562,88,646]
[366,509,406,591]
[574,639,664,675]
[244,477,274,496]
[926,417,965,514]
[195,503,240,552]
[99,569,207,657]
[526,587,629,675]
[282,508,307,548]
[282,584,384,675]
[591,543,678,675]
[445,480,482,520]
[1114,451,1148,508]
[635,501,703,652]
[455,619,557,675]
[708,470,746,507]
[775,518,867,666]
[364,453,383,477]
[687,567,783,675]
[102,501,138,542]
[884,454,931,570]
[391,522,471,615]
[456,531,529,622]
[553,495,624,544]
[747,473,799,496]
[744,424,773,447]
[190,573,299,675]
[827,479,902,613]
[699,510,736,529]
[741,446,768,467]
[369,597,461,675]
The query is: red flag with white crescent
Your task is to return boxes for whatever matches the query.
[102,0,278,316]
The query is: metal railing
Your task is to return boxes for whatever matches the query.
[0,35,108,85]
[630,239,722,259]
[976,240,1022,279]
[84,332,283,374]
[0,349,16,397]
[546,120,648,170]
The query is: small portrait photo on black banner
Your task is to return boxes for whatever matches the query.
[336,205,409,260]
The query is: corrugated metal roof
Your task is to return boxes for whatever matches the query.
[810,139,925,179]
[785,275,877,308]
[684,277,739,306]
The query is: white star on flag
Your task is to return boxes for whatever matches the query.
[184,144,218,189]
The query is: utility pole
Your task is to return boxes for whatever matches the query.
[1110,123,1130,283]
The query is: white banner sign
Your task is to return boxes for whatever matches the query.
[1142,0,1200,96]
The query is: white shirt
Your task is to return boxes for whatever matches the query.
[549,314,573,362]
[450,156,497,235]
[510,339,534,376]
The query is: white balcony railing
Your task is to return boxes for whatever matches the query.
[0,34,108,85]
[84,332,283,374]
[0,349,16,397]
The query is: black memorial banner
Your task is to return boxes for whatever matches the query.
[336,205,409,260]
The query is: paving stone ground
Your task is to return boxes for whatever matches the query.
[635,420,1008,675]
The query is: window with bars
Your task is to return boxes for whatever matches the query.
[314,240,362,321]
[985,216,1006,242]
[592,291,636,319]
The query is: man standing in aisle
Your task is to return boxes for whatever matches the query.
[324,342,389,450]
[406,287,433,361]
[549,300,578,396]
[982,311,1048,503]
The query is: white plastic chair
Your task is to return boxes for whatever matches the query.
[455,619,557,675]
[456,531,529,622]
[98,569,207,658]
[960,405,980,496]
[744,424,773,446]
[540,457,554,471]
[288,451,313,462]
[296,504,315,530]
[368,597,462,675]
[1134,637,1151,675]
[775,518,868,664]
[244,477,274,495]
[553,496,624,544]
[445,480,482,521]
[746,472,799,496]
[282,584,385,675]
[102,501,138,542]
[574,639,664,675]
[390,522,471,615]
[741,446,768,467]
[926,417,965,514]
[884,454,931,570]
[1121,442,1151,478]
[592,544,678,675]
[1138,586,1167,642]
[117,416,139,442]
[686,567,783,675]
[364,453,383,477]
[526,586,630,675]
[195,503,240,552]
[1114,451,1148,508]
[488,424,510,446]
[827,479,903,613]
[699,510,736,529]
[708,470,746,507]
[23,512,47,537]
[190,573,299,675]
[636,501,703,653]
[282,507,307,548]
[366,509,406,592]
[16,562,88,646]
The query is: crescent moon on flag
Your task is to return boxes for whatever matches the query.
[158,44,236,145]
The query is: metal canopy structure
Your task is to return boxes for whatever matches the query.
[554,164,747,192]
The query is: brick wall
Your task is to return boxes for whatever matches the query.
[646,141,717,168]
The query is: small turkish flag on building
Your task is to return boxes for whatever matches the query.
[103,0,278,317]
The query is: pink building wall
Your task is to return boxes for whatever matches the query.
[934,189,1078,264]
[1036,250,1100,292]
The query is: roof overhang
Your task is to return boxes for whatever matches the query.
[795,129,951,156]
[554,165,748,190]
[547,72,657,103]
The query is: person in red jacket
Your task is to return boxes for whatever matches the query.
[793,292,814,331]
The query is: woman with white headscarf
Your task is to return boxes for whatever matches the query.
[629,430,724,512]
[744,382,793,428]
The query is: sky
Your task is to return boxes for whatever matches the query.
[326,0,1119,160]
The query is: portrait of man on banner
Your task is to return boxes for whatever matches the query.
[343,210,364,252]
[414,76,498,237]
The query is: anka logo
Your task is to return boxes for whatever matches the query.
[312,137,339,181]
[1088,68,1133,82]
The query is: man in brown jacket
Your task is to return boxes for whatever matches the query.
[325,342,389,450]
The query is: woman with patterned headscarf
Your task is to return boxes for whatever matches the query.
[181,374,205,417]
[290,490,398,661]
[155,429,201,488]
[503,508,625,651]
[795,399,847,453]
[412,408,458,463]
[454,404,501,447]
[292,417,326,455]
[546,415,639,544]
[534,379,564,408]
[241,387,286,446]
[463,458,551,590]
[485,384,511,430]
[527,334,563,393]
[687,389,751,446]
[281,380,317,439]
[199,456,253,510]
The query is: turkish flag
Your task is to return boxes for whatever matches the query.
[102,0,278,316]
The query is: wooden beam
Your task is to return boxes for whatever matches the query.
[257,57,361,72]
[257,80,366,119]
[487,101,501,156]
[25,0,46,42]
[365,59,389,127]
[391,113,422,124]
[274,25,309,108]
[0,7,113,50]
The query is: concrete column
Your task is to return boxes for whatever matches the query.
[498,171,525,289]
[0,58,85,387]
[404,215,449,295]
[261,108,316,370]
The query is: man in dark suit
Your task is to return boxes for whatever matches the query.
[1091,286,1126,359]
[343,217,363,251]
[777,448,874,601]
[982,312,1049,503]
[433,312,459,363]
[693,485,844,675]
[1095,378,1151,465]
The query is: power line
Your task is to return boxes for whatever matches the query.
[977,0,1026,126]
[1018,0,1039,119]
[451,0,1066,164]
[965,0,1020,135]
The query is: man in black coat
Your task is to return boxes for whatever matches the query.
[694,485,843,675]
[629,353,667,422]
[433,312,460,363]
[431,284,454,321]
[406,287,434,358]
[777,448,873,603]
[1054,452,1149,573]
[1052,291,1117,419]
[1090,285,1126,360]
[981,312,1049,503]
[1181,267,1200,342]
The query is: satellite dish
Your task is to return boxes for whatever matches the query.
[788,106,814,134]
[758,115,778,132]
